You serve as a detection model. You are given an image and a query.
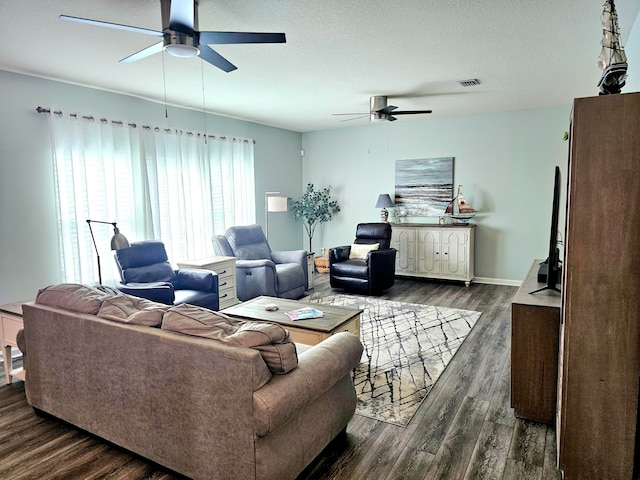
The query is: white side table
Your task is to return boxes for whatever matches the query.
[1,302,27,384]
[307,252,315,289]
[177,256,239,309]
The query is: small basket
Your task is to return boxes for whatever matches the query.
[314,255,330,273]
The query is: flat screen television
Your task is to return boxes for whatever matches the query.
[530,166,562,294]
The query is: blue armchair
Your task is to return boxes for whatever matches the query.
[212,225,307,301]
[114,240,219,310]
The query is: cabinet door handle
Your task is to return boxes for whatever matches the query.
[221,293,228,298]
[219,269,227,275]
[220,281,227,287]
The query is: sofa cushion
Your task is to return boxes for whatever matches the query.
[36,283,111,314]
[225,225,273,261]
[349,242,379,260]
[234,243,273,261]
[115,240,169,268]
[122,261,176,284]
[161,304,297,374]
[97,294,169,327]
[331,259,369,279]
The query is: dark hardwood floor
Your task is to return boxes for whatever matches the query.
[0,275,562,480]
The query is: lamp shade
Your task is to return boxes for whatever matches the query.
[110,228,130,250]
[375,194,394,208]
[267,195,288,212]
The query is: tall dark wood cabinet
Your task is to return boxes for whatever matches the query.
[557,92,640,479]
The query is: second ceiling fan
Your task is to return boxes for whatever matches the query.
[334,96,433,123]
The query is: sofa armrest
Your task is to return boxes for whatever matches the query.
[173,269,218,293]
[272,249,308,289]
[329,246,351,264]
[16,328,26,356]
[252,332,363,436]
[271,249,307,266]
[116,282,175,305]
[235,259,276,270]
[368,248,397,267]
[235,259,278,300]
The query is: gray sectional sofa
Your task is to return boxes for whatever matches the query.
[20,284,363,480]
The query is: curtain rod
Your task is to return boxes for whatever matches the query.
[35,107,256,144]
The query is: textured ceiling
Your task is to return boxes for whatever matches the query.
[1,0,638,132]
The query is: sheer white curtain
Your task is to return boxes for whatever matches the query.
[48,111,255,285]
[140,128,256,264]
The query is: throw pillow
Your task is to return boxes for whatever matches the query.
[97,294,169,327]
[349,242,380,260]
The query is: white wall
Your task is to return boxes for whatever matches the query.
[301,105,571,283]
[302,2,640,283]
[0,70,302,304]
[624,8,640,92]
[3,6,639,304]
[299,10,640,285]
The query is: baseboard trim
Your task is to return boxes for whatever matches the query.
[473,276,522,287]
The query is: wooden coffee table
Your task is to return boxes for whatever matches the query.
[221,296,362,346]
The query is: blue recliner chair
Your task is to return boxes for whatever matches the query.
[329,222,397,296]
[212,225,307,301]
[114,240,220,310]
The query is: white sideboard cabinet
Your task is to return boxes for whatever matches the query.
[391,224,475,286]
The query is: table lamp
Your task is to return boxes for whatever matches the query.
[375,194,394,222]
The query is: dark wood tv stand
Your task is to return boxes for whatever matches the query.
[511,258,561,424]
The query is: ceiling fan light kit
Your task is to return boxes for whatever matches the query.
[370,96,389,122]
[163,33,199,57]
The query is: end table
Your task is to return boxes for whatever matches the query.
[1,301,28,384]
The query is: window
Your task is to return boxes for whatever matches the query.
[47,111,255,285]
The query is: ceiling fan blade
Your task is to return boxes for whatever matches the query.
[60,15,163,37]
[377,105,398,115]
[338,115,369,122]
[391,110,433,115]
[169,0,195,35]
[386,115,398,121]
[199,31,286,45]
[199,45,237,72]
[120,41,164,63]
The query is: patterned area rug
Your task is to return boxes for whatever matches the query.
[309,294,482,426]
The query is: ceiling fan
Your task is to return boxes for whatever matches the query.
[333,96,433,122]
[60,0,286,72]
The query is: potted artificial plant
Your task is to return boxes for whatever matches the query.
[290,183,340,271]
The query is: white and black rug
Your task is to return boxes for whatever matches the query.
[309,294,481,426]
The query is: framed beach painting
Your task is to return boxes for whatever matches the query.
[395,157,454,217]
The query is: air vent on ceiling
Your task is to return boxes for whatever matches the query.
[458,79,481,87]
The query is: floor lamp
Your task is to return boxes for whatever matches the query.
[86,219,130,285]
[265,192,288,240]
